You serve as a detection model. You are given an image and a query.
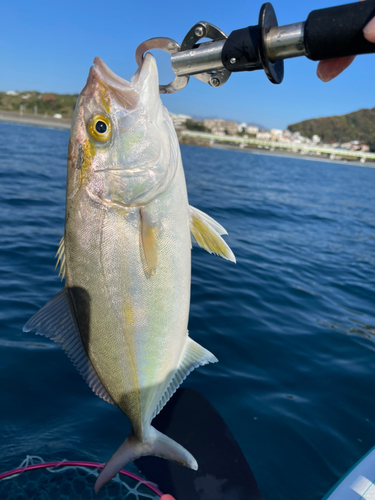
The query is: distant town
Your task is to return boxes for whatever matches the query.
[170,113,375,164]
[0,90,374,164]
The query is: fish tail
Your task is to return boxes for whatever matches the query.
[94,425,197,493]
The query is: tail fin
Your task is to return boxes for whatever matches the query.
[94,426,198,493]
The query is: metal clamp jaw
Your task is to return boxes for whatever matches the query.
[172,22,231,88]
[135,21,231,93]
[135,38,188,94]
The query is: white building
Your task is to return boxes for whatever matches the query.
[169,113,192,128]
[6,90,19,96]
[225,121,239,136]
[257,130,272,140]
[246,125,259,135]
[271,128,283,139]
[312,135,321,144]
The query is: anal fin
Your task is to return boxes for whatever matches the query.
[151,337,218,421]
[23,288,116,407]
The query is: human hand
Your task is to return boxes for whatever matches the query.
[317,11,375,82]
[160,495,176,500]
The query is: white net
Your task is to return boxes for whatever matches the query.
[0,456,161,499]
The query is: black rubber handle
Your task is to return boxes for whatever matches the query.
[304,0,375,61]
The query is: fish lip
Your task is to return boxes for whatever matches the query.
[130,53,157,88]
[95,167,144,174]
[95,156,160,175]
[82,55,156,104]
[92,57,134,91]
[81,57,139,106]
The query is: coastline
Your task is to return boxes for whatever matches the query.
[0,110,71,130]
[212,143,375,168]
[2,112,374,168]
[179,131,375,166]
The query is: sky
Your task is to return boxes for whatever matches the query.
[1,0,374,129]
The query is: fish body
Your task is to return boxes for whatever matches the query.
[24,54,235,492]
[65,63,191,435]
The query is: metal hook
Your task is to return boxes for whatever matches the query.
[135,37,189,94]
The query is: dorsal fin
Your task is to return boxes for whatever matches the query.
[151,337,217,422]
[23,288,116,407]
[189,206,236,263]
[55,236,66,280]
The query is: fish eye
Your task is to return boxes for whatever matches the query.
[88,114,112,142]
[96,120,107,134]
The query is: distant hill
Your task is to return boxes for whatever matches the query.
[288,107,375,151]
[0,91,78,119]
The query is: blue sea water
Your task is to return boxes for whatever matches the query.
[1,121,375,500]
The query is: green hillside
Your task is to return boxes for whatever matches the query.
[288,107,375,151]
[0,91,78,118]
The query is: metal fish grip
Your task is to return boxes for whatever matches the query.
[135,0,375,94]
[135,22,231,94]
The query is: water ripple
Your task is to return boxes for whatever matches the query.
[1,128,375,499]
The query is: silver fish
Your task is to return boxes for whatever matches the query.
[24,53,235,492]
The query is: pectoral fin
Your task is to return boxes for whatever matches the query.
[140,208,158,276]
[189,206,236,263]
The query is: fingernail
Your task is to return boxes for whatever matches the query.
[316,66,332,83]
[364,17,375,42]
[316,64,324,81]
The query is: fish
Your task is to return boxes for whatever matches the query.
[23,53,235,492]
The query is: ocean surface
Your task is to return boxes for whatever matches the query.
[1,122,375,500]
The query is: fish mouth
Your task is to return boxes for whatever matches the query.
[82,54,158,109]
[92,57,134,92]
[95,153,161,174]
[82,57,138,109]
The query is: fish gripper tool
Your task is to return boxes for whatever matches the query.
[135,0,375,93]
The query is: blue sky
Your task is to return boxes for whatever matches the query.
[1,0,374,129]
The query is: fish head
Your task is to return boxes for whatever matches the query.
[67,53,178,206]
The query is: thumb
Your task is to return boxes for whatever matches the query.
[364,16,375,42]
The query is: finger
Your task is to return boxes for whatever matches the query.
[364,16,375,42]
[160,496,176,500]
[317,0,373,82]
[361,0,375,42]
[316,56,356,82]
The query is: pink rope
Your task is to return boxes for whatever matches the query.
[0,461,163,496]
